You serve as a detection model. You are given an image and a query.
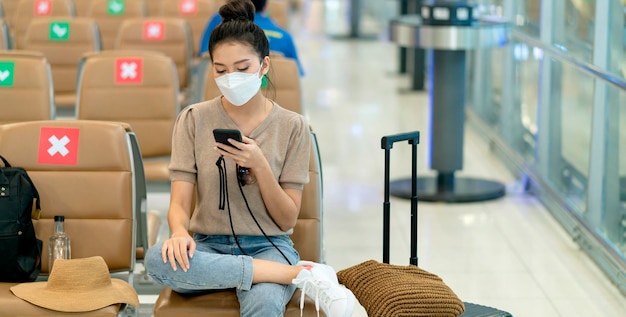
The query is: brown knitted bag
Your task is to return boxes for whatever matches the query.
[337,260,465,317]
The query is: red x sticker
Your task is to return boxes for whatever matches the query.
[115,57,143,84]
[179,0,197,15]
[34,0,52,16]
[38,127,80,165]
[143,21,165,41]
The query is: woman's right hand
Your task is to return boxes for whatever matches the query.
[161,232,196,272]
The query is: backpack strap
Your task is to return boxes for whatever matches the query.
[0,155,9,186]
[0,155,10,167]
[22,172,41,220]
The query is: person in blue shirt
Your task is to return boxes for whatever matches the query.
[199,0,304,76]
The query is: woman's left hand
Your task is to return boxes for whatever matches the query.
[214,135,264,169]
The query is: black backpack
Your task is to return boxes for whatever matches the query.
[0,155,42,282]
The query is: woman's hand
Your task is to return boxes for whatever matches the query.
[161,232,196,272]
[214,135,265,169]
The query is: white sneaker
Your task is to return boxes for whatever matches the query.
[292,262,356,317]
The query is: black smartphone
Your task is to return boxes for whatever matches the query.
[213,129,242,147]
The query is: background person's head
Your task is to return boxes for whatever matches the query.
[208,0,270,62]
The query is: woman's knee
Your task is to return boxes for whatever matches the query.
[144,242,164,269]
[145,242,174,281]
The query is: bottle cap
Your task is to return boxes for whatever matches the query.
[54,215,65,222]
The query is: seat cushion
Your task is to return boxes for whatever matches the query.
[154,287,326,317]
[337,260,465,317]
[0,283,120,316]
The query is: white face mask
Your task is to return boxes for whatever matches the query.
[215,63,263,106]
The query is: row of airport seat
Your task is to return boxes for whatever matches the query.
[1,0,218,55]
[1,49,179,184]
[0,46,303,123]
[1,15,195,108]
[0,0,289,56]
[0,120,144,316]
[0,0,223,18]
[0,0,291,108]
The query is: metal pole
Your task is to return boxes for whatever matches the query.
[429,49,466,174]
[398,0,410,74]
[349,0,361,38]
[587,0,622,241]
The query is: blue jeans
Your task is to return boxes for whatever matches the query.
[145,234,300,317]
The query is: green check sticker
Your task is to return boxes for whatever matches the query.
[108,0,125,15]
[49,22,70,41]
[0,61,15,87]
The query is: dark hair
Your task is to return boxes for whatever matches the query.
[208,0,270,61]
[251,0,267,12]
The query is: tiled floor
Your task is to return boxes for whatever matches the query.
[139,1,626,316]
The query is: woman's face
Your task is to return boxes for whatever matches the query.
[212,41,268,77]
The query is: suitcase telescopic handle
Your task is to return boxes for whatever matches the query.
[380,131,420,266]
[380,131,420,150]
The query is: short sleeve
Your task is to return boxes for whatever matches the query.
[168,107,198,184]
[279,115,311,189]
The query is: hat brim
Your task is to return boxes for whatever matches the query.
[10,278,139,312]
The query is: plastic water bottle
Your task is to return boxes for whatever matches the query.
[48,215,71,271]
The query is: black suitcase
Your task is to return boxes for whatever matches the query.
[381,132,512,317]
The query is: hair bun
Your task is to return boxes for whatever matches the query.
[220,0,255,23]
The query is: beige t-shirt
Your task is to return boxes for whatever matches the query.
[169,97,311,236]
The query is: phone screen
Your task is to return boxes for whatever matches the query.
[213,129,242,146]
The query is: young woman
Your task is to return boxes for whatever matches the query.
[144,0,355,316]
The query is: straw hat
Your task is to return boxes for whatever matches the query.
[10,256,139,312]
